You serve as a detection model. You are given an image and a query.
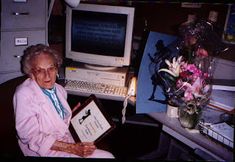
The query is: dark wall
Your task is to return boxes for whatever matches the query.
[130,2,233,62]
[132,2,228,36]
[49,1,234,62]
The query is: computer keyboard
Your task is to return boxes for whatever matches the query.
[64,80,128,101]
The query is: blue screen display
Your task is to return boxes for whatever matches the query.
[71,10,127,57]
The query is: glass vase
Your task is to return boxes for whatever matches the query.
[178,102,202,129]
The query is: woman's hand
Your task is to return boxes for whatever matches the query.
[72,142,97,157]
[72,102,81,113]
[51,141,96,157]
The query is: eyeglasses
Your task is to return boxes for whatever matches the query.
[32,66,57,76]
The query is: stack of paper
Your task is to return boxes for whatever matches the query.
[209,89,235,113]
[208,122,234,148]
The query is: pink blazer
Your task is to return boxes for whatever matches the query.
[13,78,75,156]
[13,78,114,158]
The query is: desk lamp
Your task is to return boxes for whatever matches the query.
[48,0,80,22]
[64,0,81,8]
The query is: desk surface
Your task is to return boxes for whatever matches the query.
[148,112,233,162]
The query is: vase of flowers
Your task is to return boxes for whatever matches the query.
[177,55,212,129]
[158,54,212,129]
[157,17,227,129]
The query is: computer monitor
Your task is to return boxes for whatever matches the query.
[65,3,135,69]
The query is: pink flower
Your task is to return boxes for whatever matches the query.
[179,77,204,102]
[184,89,194,101]
[186,64,199,73]
[179,71,190,79]
[203,72,209,78]
[162,54,212,107]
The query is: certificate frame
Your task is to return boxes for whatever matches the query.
[69,95,115,144]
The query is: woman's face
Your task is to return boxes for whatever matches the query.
[31,53,58,89]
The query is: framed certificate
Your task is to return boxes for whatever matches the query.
[69,95,115,144]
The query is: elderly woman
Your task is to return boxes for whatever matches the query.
[13,44,114,158]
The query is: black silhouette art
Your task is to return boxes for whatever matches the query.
[79,109,91,124]
[148,40,173,103]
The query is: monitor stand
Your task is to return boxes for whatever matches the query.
[84,63,118,71]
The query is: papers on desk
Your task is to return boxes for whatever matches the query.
[210,122,234,148]
[199,106,234,149]
[209,89,235,113]
[199,122,234,149]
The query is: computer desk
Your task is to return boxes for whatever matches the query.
[148,112,233,162]
[66,88,233,161]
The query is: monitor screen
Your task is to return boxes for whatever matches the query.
[65,3,135,68]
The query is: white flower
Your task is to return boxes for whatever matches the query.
[158,56,183,77]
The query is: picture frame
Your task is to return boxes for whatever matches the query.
[69,94,115,144]
[136,31,178,114]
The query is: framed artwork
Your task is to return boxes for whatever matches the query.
[69,95,115,144]
[136,31,178,114]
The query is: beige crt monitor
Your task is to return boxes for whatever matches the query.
[65,3,135,68]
